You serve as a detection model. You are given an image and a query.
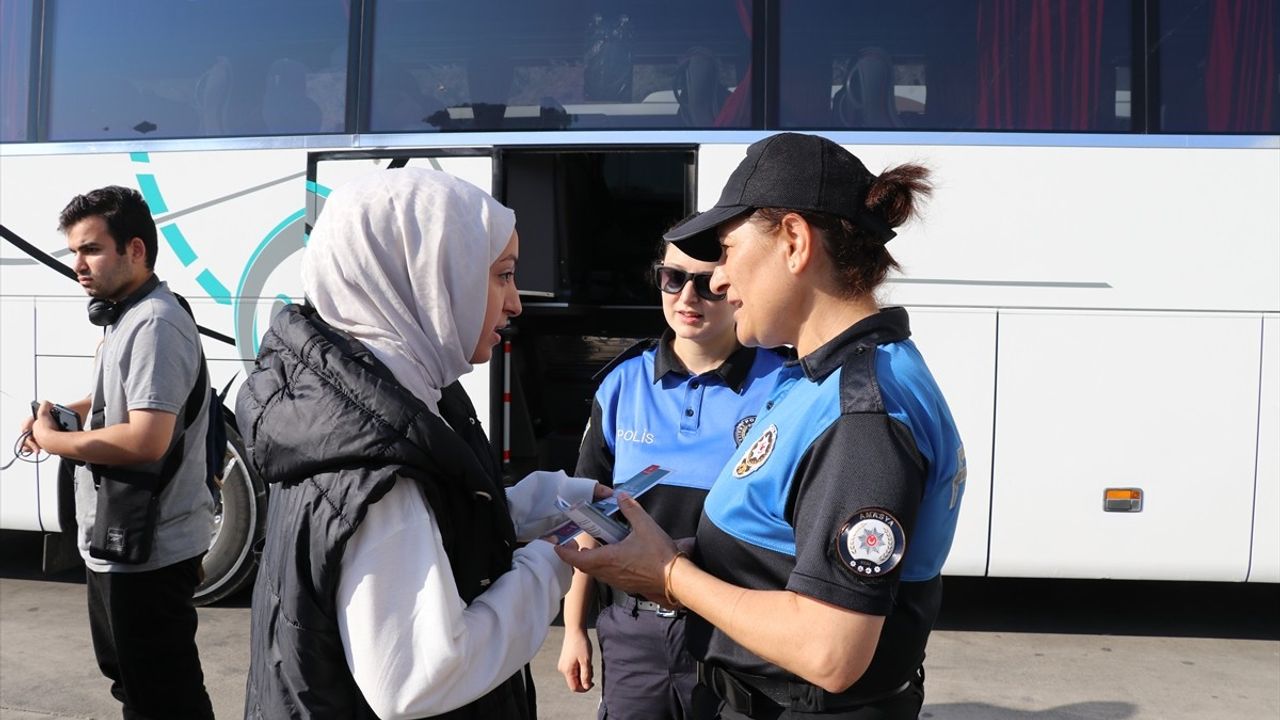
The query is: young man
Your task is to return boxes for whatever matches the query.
[20,186,215,719]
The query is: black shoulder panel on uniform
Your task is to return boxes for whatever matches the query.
[839,344,886,415]
[593,337,659,382]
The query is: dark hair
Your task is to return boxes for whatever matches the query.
[645,219,686,294]
[657,211,701,263]
[58,186,159,270]
[751,163,932,297]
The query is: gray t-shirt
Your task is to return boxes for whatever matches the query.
[75,281,214,573]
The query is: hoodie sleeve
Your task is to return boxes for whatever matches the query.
[504,469,597,542]
[337,476,573,719]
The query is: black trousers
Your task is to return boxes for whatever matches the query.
[86,555,215,720]
[597,603,698,720]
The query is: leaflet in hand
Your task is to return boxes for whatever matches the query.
[550,465,672,546]
[557,499,631,545]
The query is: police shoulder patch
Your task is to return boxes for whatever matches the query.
[732,424,776,478]
[834,508,906,579]
[733,415,757,447]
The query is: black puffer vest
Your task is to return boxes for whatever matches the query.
[238,305,531,719]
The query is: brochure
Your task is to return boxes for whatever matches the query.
[549,464,672,545]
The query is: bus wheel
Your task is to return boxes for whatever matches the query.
[194,421,265,606]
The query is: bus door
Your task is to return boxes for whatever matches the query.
[493,145,694,482]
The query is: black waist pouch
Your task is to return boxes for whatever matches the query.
[88,466,162,564]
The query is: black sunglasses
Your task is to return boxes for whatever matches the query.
[653,265,726,302]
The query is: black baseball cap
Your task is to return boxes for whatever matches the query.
[663,132,895,261]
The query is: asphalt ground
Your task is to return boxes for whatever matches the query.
[1,530,1277,720]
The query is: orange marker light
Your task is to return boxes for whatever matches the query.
[1103,488,1143,512]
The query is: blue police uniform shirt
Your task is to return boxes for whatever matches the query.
[690,307,966,694]
[576,331,789,538]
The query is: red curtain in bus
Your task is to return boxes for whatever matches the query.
[976,0,1106,130]
[1206,0,1275,131]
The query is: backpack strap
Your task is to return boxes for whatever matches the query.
[158,293,211,483]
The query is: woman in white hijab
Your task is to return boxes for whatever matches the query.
[238,168,603,720]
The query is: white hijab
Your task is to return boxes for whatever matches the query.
[301,168,516,413]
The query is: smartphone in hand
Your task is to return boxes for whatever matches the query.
[31,401,82,432]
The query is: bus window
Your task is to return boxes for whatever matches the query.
[1154,0,1278,133]
[777,0,1134,132]
[367,0,754,132]
[44,0,350,141]
[1,0,33,142]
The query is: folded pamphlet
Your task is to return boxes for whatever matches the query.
[550,464,672,545]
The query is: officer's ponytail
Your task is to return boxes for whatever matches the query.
[752,163,932,298]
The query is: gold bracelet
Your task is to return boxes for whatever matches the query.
[663,550,687,608]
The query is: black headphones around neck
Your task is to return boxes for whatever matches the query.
[87,274,161,327]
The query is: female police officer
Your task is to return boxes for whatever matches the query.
[558,233,787,718]
[557,133,966,719]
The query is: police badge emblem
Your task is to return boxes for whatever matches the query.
[732,424,776,477]
[733,415,757,447]
[835,508,906,579]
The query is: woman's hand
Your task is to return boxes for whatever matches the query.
[556,627,594,692]
[507,471,607,542]
[554,494,677,602]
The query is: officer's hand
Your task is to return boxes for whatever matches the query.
[556,627,594,692]
[554,494,677,601]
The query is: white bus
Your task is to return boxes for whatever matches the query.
[2,0,1276,604]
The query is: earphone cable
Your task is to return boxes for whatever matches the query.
[2,431,48,471]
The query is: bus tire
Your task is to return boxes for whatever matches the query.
[194,421,266,606]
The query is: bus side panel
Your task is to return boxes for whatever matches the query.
[871,144,1280,315]
[0,298,42,531]
[989,311,1260,581]
[1250,316,1280,583]
[35,298,102,356]
[906,308,996,577]
[0,154,138,298]
[131,148,307,372]
[34,356,94,530]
